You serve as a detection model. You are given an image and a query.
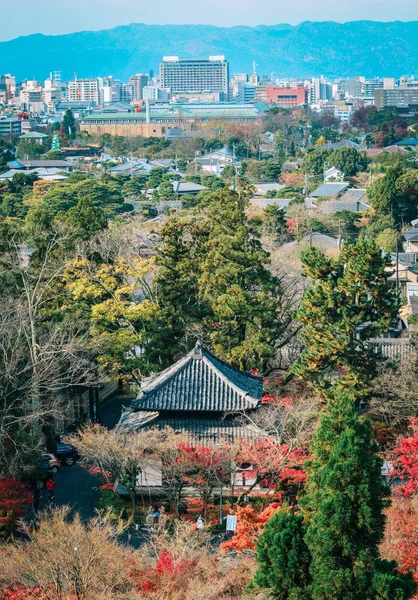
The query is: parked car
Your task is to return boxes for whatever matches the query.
[42,452,60,474]
[55,443,80,466]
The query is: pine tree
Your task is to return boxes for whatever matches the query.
[292,239,400,399]
[301,385,415,600]
[252,509,311,600]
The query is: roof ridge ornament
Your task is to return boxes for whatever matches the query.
[193,340,203,359]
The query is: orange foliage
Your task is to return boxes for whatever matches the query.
[221,502,282,552]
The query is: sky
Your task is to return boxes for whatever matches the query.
[1,0,418,41]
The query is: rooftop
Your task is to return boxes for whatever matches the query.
[311,182,350,198]
[132,341,263,413]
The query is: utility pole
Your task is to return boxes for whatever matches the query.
[396,231,399,294]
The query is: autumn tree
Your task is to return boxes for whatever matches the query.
[0,507,135,599]
[70,424,162,512]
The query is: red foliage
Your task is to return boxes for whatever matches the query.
[238,439,308,491]
[0,480,31,533]
[393,418,418,497]
[1,585,57,599]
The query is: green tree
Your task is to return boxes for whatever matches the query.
[292,240,400,398]
[367,166,418,225]
[147,167,166,189]
[252,509,311,600]
[301,386,415,600]
[265,158,282,181]
[263,204,288,243]
[149,189,293,371]
[329,147,368,177]
[16,139,43,160]
[61,197,108,240]
[62,109,76,139]
[302,149,332,176]
[157,178,176,201]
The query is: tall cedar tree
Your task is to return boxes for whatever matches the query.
[151,189,291,371]
[301,386,415,600]
[292,239,400,399]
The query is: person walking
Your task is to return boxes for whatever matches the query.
[196,514,204,531]
[152,505,160,527]
[45,476,55,502]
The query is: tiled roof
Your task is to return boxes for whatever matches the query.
[311,182,350,198]
[118,410,260,442]
[132,341,263,413]
[404,228,418,242]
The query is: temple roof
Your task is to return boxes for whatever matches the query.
[118,410,261,443]
[132,342,263,413]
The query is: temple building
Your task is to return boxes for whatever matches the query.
[118,341,263,443]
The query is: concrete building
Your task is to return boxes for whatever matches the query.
[129,74,149,102]
[160,56,229,100]
[375,87,418,109]
[266,86,308,107]
[143,86,170,101]
[237,82,256,103]
[0,115,21,138]
[120,83,134,103]
[309,78,333,104]
[98,77,121,105]
[68,79,99,104]
[80,102,267,138]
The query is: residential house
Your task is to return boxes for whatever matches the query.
[324,166,344,182]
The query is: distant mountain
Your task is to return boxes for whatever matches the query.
[2,21,418,81]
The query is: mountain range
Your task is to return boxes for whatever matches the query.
[2,21,418,81]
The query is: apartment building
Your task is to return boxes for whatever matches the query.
[160,56,229,100]
[375,87,418,109]
[68,79,99,104]
[129,74,149,102]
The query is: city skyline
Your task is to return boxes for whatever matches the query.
[2,0,418,42]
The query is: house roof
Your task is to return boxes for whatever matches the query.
[173,181,207,193]
[19,131,49,139]
[324,139,362,150]
[395,138,418,146]
[404,228,418,242]
[12,159,72,168]
[255,183,286,195]
[339,188,368,202]
[311,182,350,198]
[132,341,263,413]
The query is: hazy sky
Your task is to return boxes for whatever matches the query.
[1,0,418,41]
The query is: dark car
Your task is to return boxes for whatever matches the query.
[55,443,80,466]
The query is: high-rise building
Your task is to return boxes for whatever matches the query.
[237,82,256,103]
[129,74,149,102]
[68,78,99,104]
[309,78,333,104]
[120,83,134,103]
[160,56,229,100]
